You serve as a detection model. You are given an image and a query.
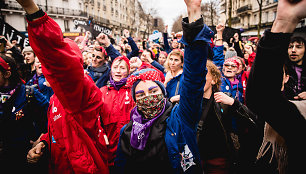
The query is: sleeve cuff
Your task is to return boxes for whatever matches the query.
[260,30,292,48]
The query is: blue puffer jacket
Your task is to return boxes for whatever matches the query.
[220,77,244,103]
[115,17,214,173]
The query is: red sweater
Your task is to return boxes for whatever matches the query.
[28,13,109,174]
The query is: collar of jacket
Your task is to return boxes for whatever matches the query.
[88,63,108,73]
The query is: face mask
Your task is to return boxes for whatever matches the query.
[136,94,165,119]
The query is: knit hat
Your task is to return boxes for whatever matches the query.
[112,55,130,71]
[127,64,166,101]
[224,47,237,60]
[22,46,34,55]
[224,57,240,68]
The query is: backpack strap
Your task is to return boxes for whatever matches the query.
[197,94,214,142]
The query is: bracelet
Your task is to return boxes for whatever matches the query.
[216,38,223,41]
[26,8,45,21]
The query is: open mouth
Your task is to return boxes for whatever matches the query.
[114,75,122,79]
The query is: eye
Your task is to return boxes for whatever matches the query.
[136,93,145,98]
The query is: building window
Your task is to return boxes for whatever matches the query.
[64,20,70,32]
[266,12,269,23]
[103,5,106,11]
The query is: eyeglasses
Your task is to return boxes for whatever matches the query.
[92,54,103,59]
[224,64,237,68]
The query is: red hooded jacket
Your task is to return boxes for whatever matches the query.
[100,85,135,166]
[28,13,109,173]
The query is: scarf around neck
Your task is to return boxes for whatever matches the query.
[130,99,166,150]
[109,76,128,91]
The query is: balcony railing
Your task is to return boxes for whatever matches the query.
[237,5,252,14]
[3,0,87,17]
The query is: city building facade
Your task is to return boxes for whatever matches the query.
[1,0,153,39]
[220,0,305,36]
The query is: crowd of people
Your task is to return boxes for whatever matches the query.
[0,0,305,173]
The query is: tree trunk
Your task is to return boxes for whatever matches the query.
[210,2,214,26]
[257,1,262,38]
[228,0,232,27]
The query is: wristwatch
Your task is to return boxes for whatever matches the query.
[26,8,45,21]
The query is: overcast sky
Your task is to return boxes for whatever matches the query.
[138,0,187,30]
[138,0,211,31]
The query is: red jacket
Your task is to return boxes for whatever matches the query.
[247,52,256,70]
[28,13,109,174]
[100,85,135,166]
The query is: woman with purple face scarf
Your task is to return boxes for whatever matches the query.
[114,0,214,173]
[99,55,135,172]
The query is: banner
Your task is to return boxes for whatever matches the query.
[149,30,162,43]
[73,19,112,38]
[0,18,29,49]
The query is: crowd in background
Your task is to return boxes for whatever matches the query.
[0,0,305,173]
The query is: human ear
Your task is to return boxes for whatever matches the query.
[4,71,11,79]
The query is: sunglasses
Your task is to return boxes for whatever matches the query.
[224,64,237,68]
[92,54,103,59]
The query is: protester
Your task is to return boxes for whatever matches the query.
[163,25,180,54]
[235,57,249,103]
[163,49,184,101]
[212,24,226,70]
[99,55,135,172]
[285,36,306,100]
[122,29,140,59]
[229,33,244,58]
[158,51,168,66]
[220,57,244,103]
[114,1,214,173]
[22,46,36,82]
[16,0,110,173]
[198,60,262,174]
[244,43,256,71]
[27,57,53,101]
[140,49,165,72]
[246,0,306,173]
[0,55,49,173]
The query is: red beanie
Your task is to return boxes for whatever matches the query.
[112,55,130,71]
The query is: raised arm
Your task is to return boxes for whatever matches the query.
[123,29,139,59]
[16,0,96,113]
[246,0,306,139]
[212,24,225,69]
[96,33,121,61]
[177,0,214,126]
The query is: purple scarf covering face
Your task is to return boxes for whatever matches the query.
[109,76,128,90]
[130,99,166,150]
